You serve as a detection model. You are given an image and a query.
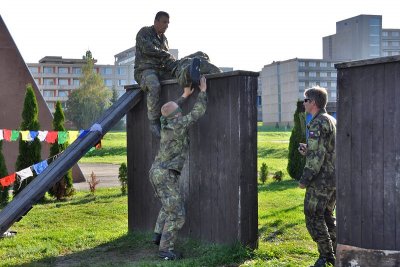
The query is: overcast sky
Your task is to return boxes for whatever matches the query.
[0,0,398,71]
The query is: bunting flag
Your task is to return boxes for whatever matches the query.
[30,131,39,140]
[20,131,32,141]
[11,130,19,141]
[3,129,11,141]
[16,167,34,183]
[33,160,49,175]
[58,131,68,144]
[68,131,79,144]
[0,173,16,188]
[37,131,48,142]
[45,131,58,144]
[0,129,3,140]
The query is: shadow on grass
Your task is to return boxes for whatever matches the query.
[258,179,298,193]
[13,231,252,267]
[257,147,288,159]
[84,147,127,158]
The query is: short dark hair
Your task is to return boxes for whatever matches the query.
[155,11,169,21]
[304,86,328,109]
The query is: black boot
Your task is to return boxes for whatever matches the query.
[159,250,183,260]
[189,57,201,89]
[149,119,161,137]
[152,233,161,245]
[311,257,335,267]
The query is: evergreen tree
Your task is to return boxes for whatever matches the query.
[14,84,41,196]
[48,101,74,200]
[65,50,111,129]
[0,141,9,206]
[287,101,307,180]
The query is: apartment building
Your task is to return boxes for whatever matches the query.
[260,58,338,127]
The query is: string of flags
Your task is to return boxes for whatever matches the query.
[0,129,89,144]
[0,123,104,188]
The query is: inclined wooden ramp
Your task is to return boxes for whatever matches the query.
[0,89,142,236]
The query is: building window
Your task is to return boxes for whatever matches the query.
[392,41,399,47]
[29,67,38,73]
[43,90,54,97]
[392,32,400,37]
[43,67,53,74]
[257,96,262,106]
[299,81,306,87]
[72,67,81,74]
[34,78,40,85]
[393,51,400,56]
[298,72,305,77]
[331,91,337,99]
[118,80,127,86]
[330,72,337,78]
[58,79,69,86]
[309,62,316,67]
[73,79,80,86]
[117,67,127,75]
[330,63,335,67]
[104,79,113,86]
[102,67,113,75]
[299,61,305,67]
[383,51,389,56]
[47,102,55,109]
[320,81,328,87]
[58,67,69,74]
[382,31,388,37]
[309,72,317,77]
[43,78,54,85]
[320,62,327,67]
[330,81,337,88]
[382,41,388,47]
[320,72,328,77]
[58,90,68,97]
[61,102,67,108]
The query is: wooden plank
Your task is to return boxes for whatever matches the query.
[395,62,400,250]
[383,62,397,250]
[336,244,400,267]
[336,68,352,245]
[370,65,385,249]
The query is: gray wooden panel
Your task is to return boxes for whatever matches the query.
[383,63,397,250]
[127,72,258,248]
[336,68,352,245]
[395,63,400,251]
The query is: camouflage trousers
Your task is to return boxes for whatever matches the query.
[135,51,222,121]
[149,166,185,251]
[304,187,336,260]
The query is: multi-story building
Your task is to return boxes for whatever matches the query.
[323,14,400,61]
[261,58,338,127]
[261,14,400,126]
[28,56,135,113]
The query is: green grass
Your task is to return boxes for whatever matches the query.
[0,126,319,266]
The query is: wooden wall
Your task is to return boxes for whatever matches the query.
[126,71,258,248]
[336,56,400,253]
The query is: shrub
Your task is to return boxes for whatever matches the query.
[259,163,268,184]
[273,170,283,182]
[118,163,128,195]
[87,171,100,194]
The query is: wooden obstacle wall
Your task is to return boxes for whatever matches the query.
[126,71,259,248]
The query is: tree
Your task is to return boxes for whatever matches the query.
[65,50,111,129]
[111,86,125,131]
[48,101,74,200]
[14,84,41,196]
[259,163,268,184]
[0,141,9,206]
[118,162,127,195]
[287,101,306,180]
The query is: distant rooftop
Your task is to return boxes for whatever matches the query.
[38,56,97,64]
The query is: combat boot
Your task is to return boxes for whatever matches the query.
[310,257,335,267]
[159,250,183,260]
[149,119,161,138]
[189,57,201,89]
[152,233,161,245]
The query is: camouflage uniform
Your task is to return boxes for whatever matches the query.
[299,109,337,262]
[149,91,207,252]
[134,25,220,121]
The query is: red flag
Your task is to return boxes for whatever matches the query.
[0,173,16,187]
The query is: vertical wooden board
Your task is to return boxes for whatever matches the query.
[336,68,352,245]
[395,62,400,250]
[349,66,363,247]
[360,65,375,248]
[383,63,397,250]
[370,65,385,249]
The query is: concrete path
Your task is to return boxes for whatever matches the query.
[74,163,120,191]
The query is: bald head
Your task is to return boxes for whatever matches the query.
[161,101,179,117]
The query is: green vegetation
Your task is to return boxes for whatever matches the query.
[0,125,318,266]
[0,141,9,206]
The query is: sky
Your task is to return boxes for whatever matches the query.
[0,0,399,72]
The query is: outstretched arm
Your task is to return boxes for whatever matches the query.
[176,87,195,106]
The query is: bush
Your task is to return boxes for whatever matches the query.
[118,163,127,195]
[273,170,283,182]
[87,171,100,194]
[287,101,306,180]
[259,163,268,184]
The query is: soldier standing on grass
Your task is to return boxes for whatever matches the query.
[134,11,221,137]
[298,86,337,267]
[149,76,208,260]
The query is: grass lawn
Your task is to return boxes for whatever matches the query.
[0,126,319,266]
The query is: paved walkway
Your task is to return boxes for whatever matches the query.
[74,163,120,191]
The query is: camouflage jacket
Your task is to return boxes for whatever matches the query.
[299,109,336,189]
[134,26,176,75]
[153,92,208,173]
